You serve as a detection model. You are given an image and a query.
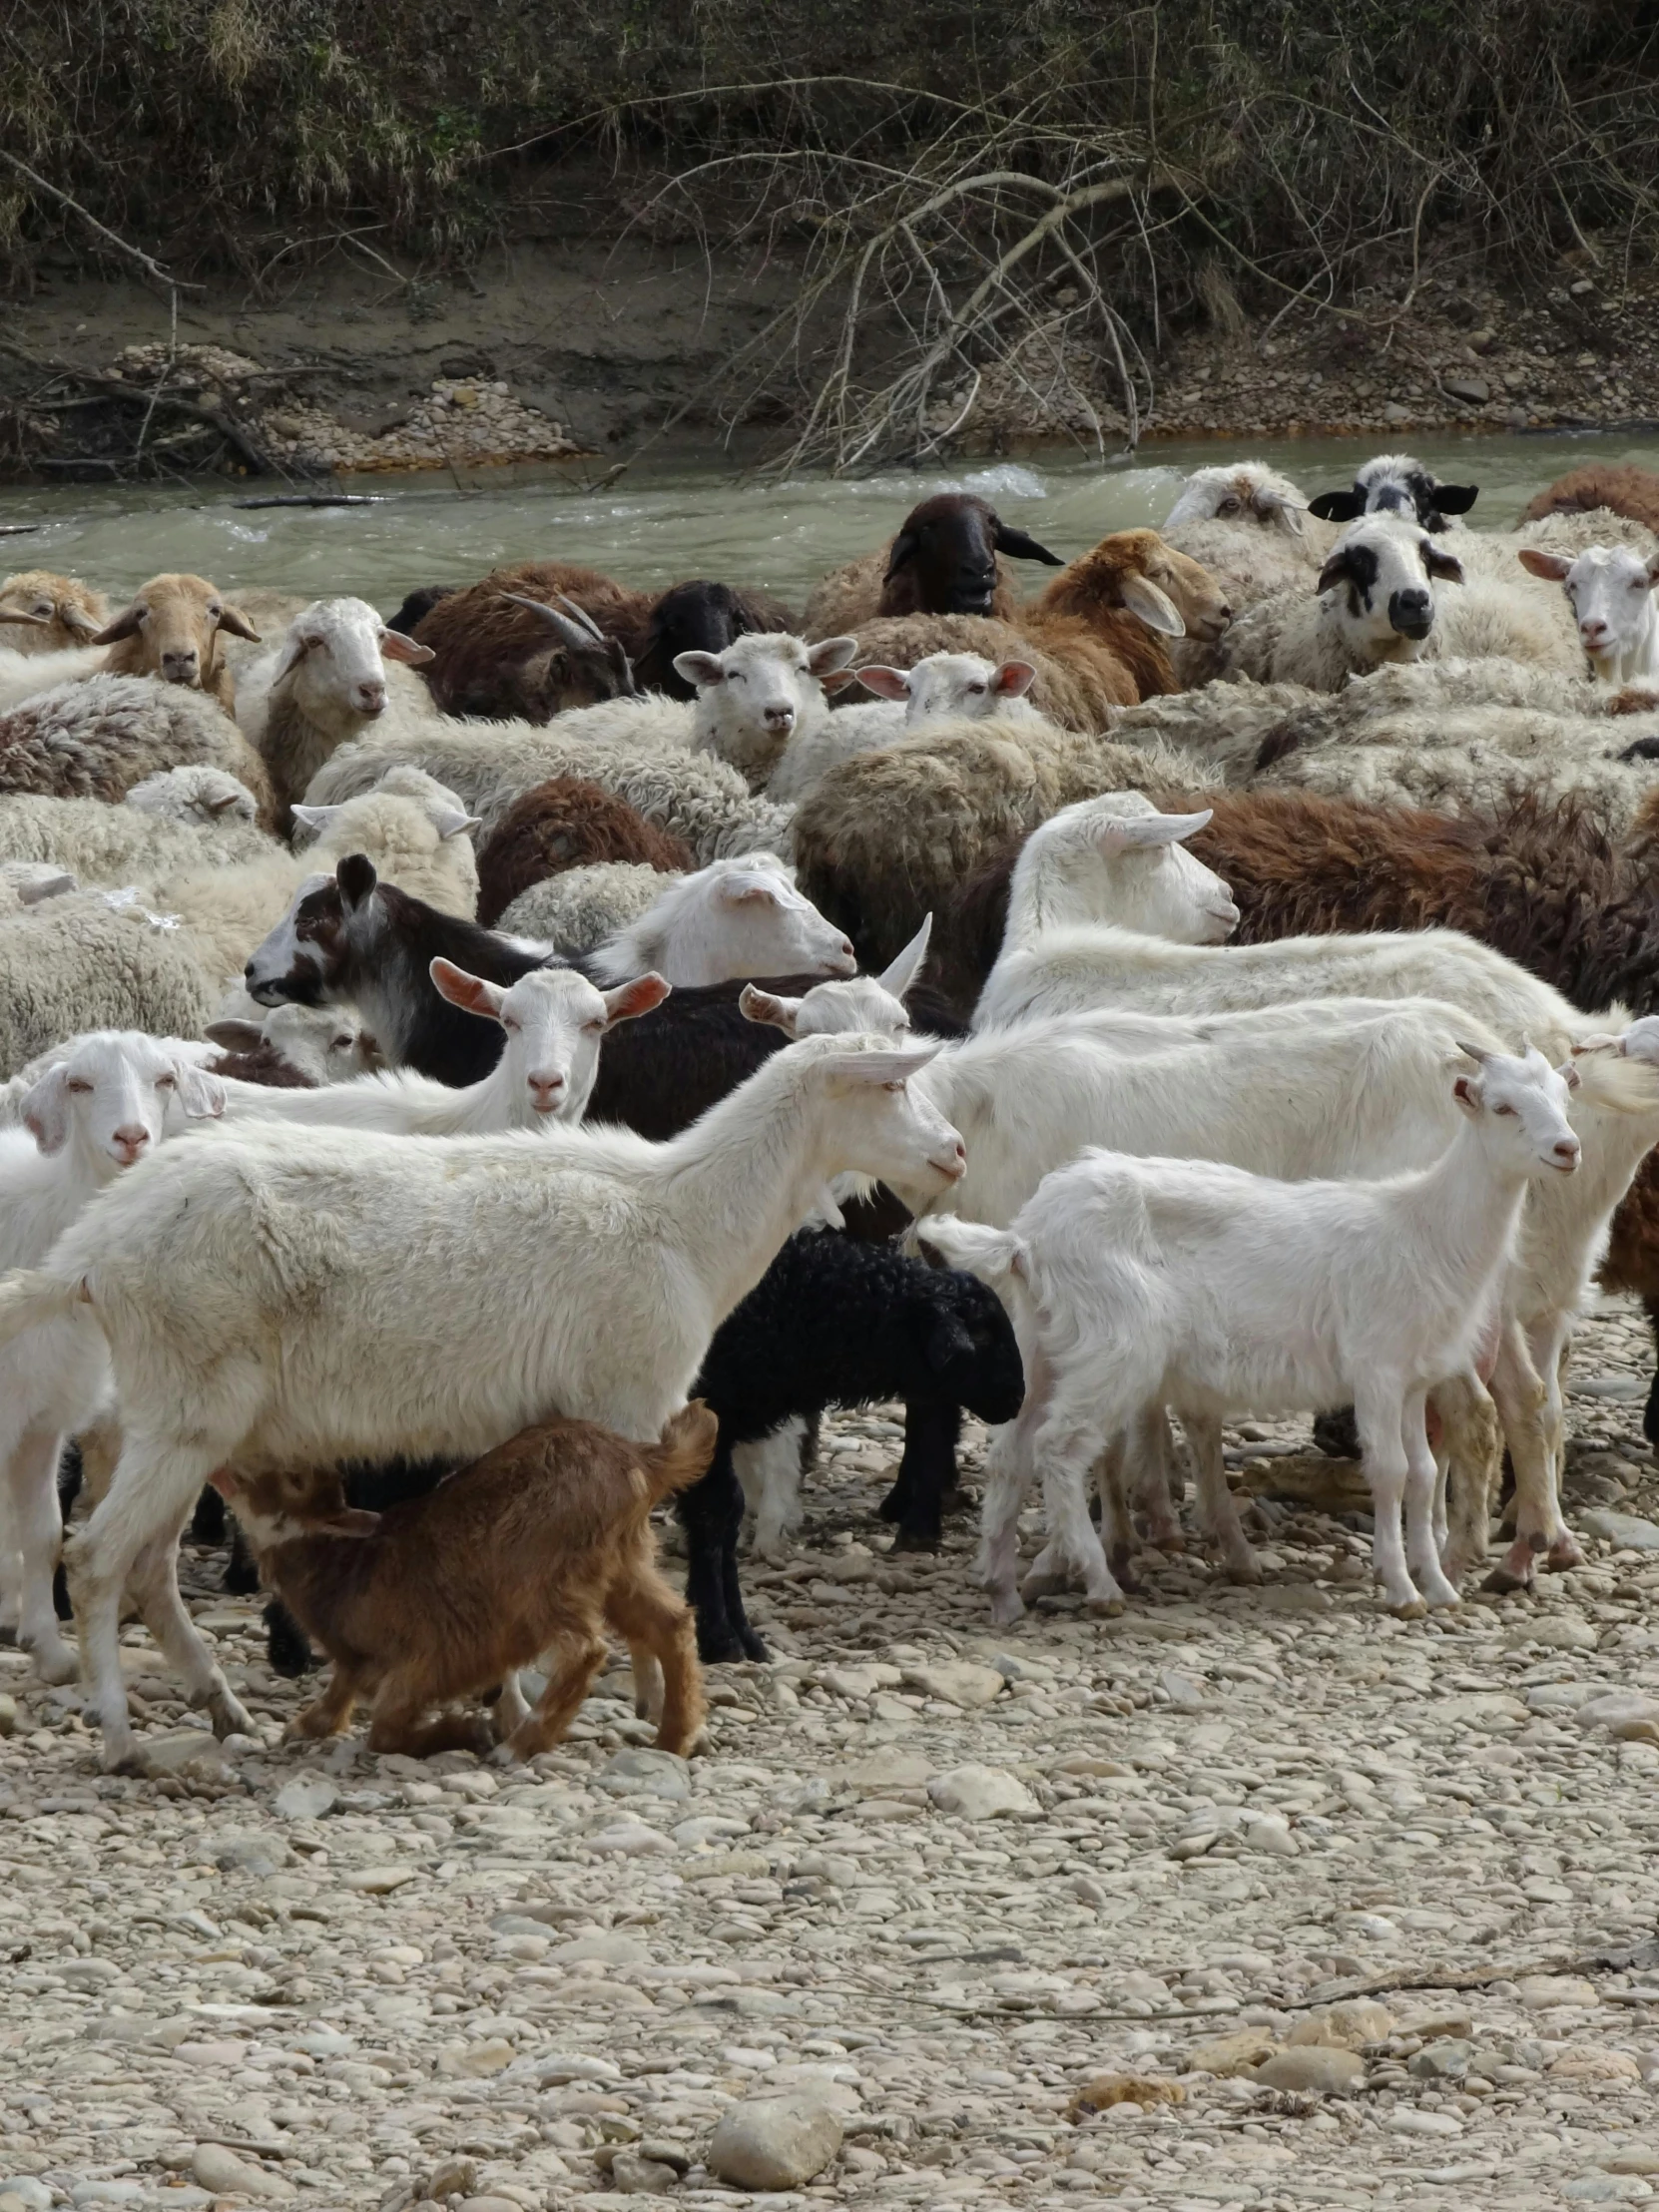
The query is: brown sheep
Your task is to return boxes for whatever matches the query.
[213,1402,715,1760]
[91,573,261,710]
[1521,463,1659,532]
[0,570,109,653]
[803,491,1063,636]
[476,776,696,927]
[836,531,1231,731]
[413,564,795,719]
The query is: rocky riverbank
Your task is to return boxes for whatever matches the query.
[4,1296,1659,2212]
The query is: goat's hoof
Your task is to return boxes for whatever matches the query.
[101,1739,143,1776]
[875,1488,903,1523]
[1546,1533,1585,1572]
[987,1591,1025,1627]
[1385,1597,1428,1620]
[1085,1593,1126,1618]
[24,1637,79,1687]
[487,1743,519,1769]
[738,1629,772,1663]
[200,1688,255,1740]
[892,1527,942,1555]
[1224,1553,1264,1587]
[697,1631,747,1665]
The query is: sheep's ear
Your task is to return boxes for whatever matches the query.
[882,528,920,580]
[673,650,726,689]
[854,665,912,702]
[991,660,1037,698]
[21,1065,71,1156]
[207,791,246,817]
[268,631,314,686]
[926,1311,977,1373]
[317,1506,381,1539]
[289,803,340,838]
[60,602,103,638]
[1422,543,1465,586]
[1117,575,1186,637]
[0,608,51,627]
[433,808,480,841]
[215,604,262,642]
[739,984,803,1037]
[90,601,145,645]
[602,972,671,1027]
[820,667,860,694]
[335,853,378,910]
[808,636,860,678]
[1435,484,1479,516]
[1559,1058,1583,1091]
[380,628,435,666]
[1518,547,1574,582]
[1315,548,1358,597]
[993,522,1064,566]
[876,913,932,1000]
[1309,490,1365,522]
[174,1062,227,1120]
[1269,498,1307,538]
[429,957,506,1019]
[203,1018,265,1051]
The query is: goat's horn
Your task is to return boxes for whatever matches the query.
[551,592,606,644]
[499,593,602,654]
[1454,1038,1492,1065]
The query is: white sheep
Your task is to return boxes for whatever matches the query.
[1218,516,1466,689]
[0,786,274,893]
[0,1031,966,1766]
[494,860,670,951]
[768,652,1040,804]
[0,645,107,718]
[584,855,853,987]
[233,595,436,807]
[673,631,860,790]
[0,672,275,820]
[1161,461,1332,625]
[125,765,262,826]
[1517,543,1659,686]
[217,963,669,1135]
[0,1031,225,1681]
[1306,452,1480,533]
[0,891,220,1079]
[920,1041,1578,1619]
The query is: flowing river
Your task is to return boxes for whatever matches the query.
[5,431,1659,611]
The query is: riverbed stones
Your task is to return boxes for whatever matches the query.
[1188,2026,1280,2075]
[1288,1998,1395,2048]
[191,2144,295,2201]
[1256,2047,1366,2092]
[926,1762,1037,1818]
[708,2088,844,2189]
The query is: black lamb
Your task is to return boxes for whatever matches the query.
[680,1228,1025,1663]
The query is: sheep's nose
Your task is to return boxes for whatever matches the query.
[1218,603,1234,626]
[161,650,200,683]
[355,681,387,715]
[1389,588,1432,635]
[764,705,796,732]
[529,1074,566,1113]
[111,1125,150,1162]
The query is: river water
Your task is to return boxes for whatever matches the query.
[5,431,1659,614]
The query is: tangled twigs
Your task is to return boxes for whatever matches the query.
[0,152,201,294]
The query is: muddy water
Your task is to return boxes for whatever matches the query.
[4,431,1659,614]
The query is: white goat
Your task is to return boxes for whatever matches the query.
[922,1042,1578,1621]
[584,854,854,987]
[739,915,933,1042]
[202,1003,383,1086]
[1518,543,1659,686]
[0,1032,225,1682]
[0,1033,965,1767]
[768,653,1040,804]
[218,963,668,1134]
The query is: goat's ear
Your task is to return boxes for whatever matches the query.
[335,853,379,911]
[1451,1073,1482,1115]
[215,603,262,642]
[720,879,781,907]
[203,1018,265,1051]
[379,628,435,666]
[1518,547,1574,582]
[602,972,671,1027]
[90,600,145,645]
[318,1506,381,1539]
[1098,808,1213,854]
[1308,490,1365,522]
[1559,1058,1583,1091]
[1435,484,1479,515]
[174,1061,227,1120]
[739,984,803,1037]
[883,527,920,580]
[822,1044,941,1088]
[672,650,726,689]
[876,912,932,1000]
[430,957,506,1019]
[1422,543,1465,586]
[21,1065,71,1156]
[925,1311,977,1373]
[854,664,912,702]
[808,635,860,678]
[1117,575,1186,637]
[993,522,1064,566]
[992,660,1037,698]
[433,807,480,841]
[289,802,340,839]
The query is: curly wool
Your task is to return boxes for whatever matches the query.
[0,674,276,824]
[476,776,695,927]
[0,790,274,887]
[0,894,217,1077]
[496,861,672,953]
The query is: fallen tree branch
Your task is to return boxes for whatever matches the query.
[0,152,202,292]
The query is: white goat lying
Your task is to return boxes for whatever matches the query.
[0,1032,225,1681]
[1518,543,1659,687]
[0,1033,965,1768]
[922,1042,1579,1621]
[582,854,854,987]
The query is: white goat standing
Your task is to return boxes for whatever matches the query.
[922,1042,1580,1621]
[0,1033,225,1681]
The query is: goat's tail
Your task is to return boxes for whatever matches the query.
[643,1400,721,1504]
[908,1214,1027,1298]
[0,1268,81,1351]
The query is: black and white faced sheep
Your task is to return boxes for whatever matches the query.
[1308,452,1479,533]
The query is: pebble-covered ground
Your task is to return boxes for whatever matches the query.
[6,1301,1659,2212]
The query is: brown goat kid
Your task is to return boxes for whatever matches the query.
[92,573,260,709]
[476,776,695,927]
[216,1404,716,1760]
[0,570,109,653]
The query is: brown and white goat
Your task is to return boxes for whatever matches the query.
[214,1402,716,1760]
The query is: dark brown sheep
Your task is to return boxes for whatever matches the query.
[1521,464,1659,532]
[413,564,793,719]
[804,492,1063,636]
[475,776,695,928]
